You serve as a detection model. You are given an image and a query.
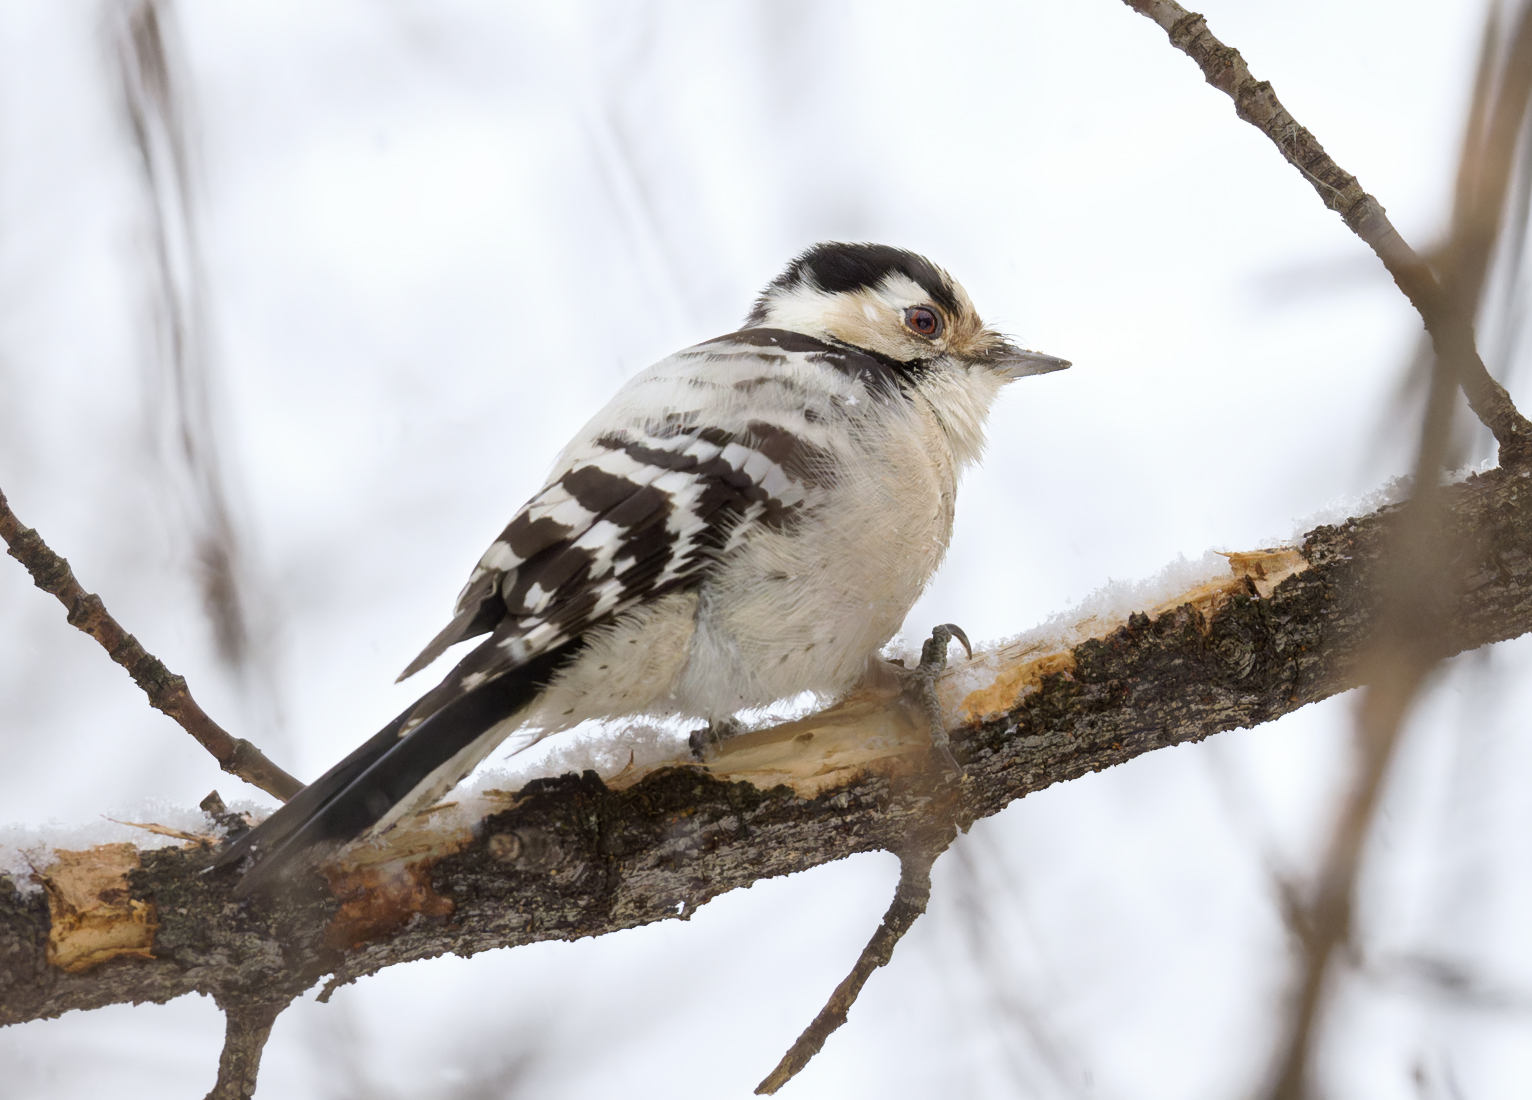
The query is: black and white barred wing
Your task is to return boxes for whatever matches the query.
[394,418,833,728]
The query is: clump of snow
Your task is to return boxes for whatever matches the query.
[1290,476,1413,537]
[463,689,826,797]
[0,799,226,894]
[1286,457,1498,542]
[469,719,692,794]
[937,549,1233,695]
[926,551,1239,708]
[938,462,1510,708]
[9,465,1514,869]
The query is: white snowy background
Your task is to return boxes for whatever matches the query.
[2,1,1531,1097]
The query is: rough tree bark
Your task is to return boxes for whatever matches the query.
[5,5,1532,1098]
[6,457,1532,1030]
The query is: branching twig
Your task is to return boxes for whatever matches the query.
[0,486,302,801]
[206,998,288,1100]
[756,847,943,1094]
[1122,0,1532,461]
[6,465,1532,1070]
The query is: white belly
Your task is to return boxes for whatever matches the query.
[528,400,960,728]
[674,413,957,717]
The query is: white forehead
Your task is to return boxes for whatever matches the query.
[868,272,933,308]
[757,270,952,330]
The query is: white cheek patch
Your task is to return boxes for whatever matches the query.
[756,284,840,334]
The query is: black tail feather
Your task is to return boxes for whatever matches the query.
[209,709,412,872]
[215,639,582,895]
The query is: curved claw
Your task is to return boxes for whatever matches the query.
[940,623,972,661]
[913,623,970,780]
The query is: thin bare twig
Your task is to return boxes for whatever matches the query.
[1123,0,1532,462]
[755,847,942,1095]
[0,486,302,801]
[206,998,288,1100]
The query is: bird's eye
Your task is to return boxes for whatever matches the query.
[905,306,942,337]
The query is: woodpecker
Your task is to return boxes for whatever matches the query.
[215,242,1068,892]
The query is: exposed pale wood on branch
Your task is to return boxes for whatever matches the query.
[6,462,1532,1037]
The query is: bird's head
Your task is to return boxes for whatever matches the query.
[745,241,1069,381]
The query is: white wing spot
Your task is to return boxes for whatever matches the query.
[719,442,753,470]
[479,540,522,572]
[546,495,597,529]
[524,581,554,614]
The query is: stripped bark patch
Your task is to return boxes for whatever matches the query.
[696,684,930,798]
[38,844,157,973]
[319,808,474,949]
[952,651,1078,726]
[322,860,454,950]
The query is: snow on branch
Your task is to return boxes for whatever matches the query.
[6,461,1532,1042]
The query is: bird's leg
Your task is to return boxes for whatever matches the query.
[689,716,743,763]
[909,622,971,777]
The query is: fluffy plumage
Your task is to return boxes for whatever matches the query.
[215,242,1068,893]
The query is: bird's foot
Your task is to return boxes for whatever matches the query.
[689,716,743,763]
[908,623,971,778]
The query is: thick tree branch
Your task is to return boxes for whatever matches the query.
[0,487,302,802]
[1122,0,1532,460]
[6,462,1532,1037]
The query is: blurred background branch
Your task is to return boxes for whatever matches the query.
[110,0,280,707]
[4,3,1532,1096]
[1260,4,1532,1095]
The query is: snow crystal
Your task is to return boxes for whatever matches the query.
[1285,457,1498,541]
[0,798,229,894]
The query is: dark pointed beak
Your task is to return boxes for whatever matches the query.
[990,345,1071,381]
